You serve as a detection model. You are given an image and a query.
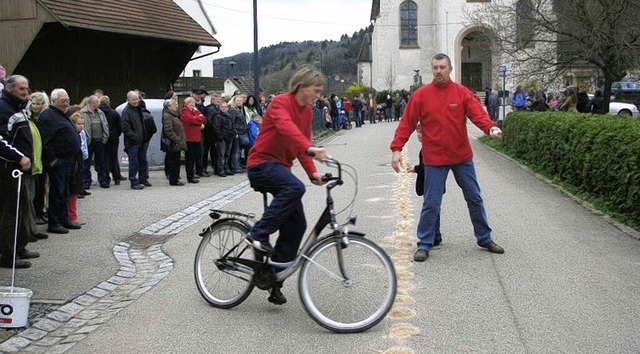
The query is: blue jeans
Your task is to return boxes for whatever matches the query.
[229,137,243,172]
[83,140,108,188]
[125,144,149,185]
[248,161,306,263]
[416,160,493,251]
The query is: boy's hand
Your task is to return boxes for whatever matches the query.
[406,164,415,173]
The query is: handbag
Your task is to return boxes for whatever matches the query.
[160,136,171,152]
[239,133,250,147]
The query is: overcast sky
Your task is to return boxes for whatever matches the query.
[202,0,373,58]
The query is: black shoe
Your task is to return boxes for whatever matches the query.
[244,235,273,254]
[413,249,429,262]
[170,182,185,186]
[434,238,442,246]
[478,241,504,254]
[77,194,85,199]
[29,236,38,242]
[131,184,145,190]
[62,222,81,230]
[47,224,69,234]
[35,217,46,225]
[114,180,120,185]
[197,171,211,177]
[141,181,152,187]
[100,184,110,188]
[18,249,40,259]
[215,172,227,177]
[80,190,91,196]
[187,179,200,184]
[34,232,48,240]
[225,170,235,176]
[0,258,31,269]
[268,286,287,305]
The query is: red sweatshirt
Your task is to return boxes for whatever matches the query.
[390,79,497,166]
[180,106,205,142]
[247,92,317,176]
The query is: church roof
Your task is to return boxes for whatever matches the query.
[371,0,380,22]
[37,0,220,46]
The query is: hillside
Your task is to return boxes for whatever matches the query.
[213,26,372,95]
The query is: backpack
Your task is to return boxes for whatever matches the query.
[142,110,157,141]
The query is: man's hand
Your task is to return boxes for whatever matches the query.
[489,126,502,138]
[306,146,329,162]
[391,151,403,172]
[406,164,415,173]
[19,156,31,171]
[310,172,325,186]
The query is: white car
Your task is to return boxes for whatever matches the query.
[588,94,640,117]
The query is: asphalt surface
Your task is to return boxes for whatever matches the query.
[1,118,639,353]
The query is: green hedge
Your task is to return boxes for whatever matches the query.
[502,112,640,224]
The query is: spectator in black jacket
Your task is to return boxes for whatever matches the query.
[0,75,39,268]
[38,88,82,234]
[99,95,125,185]
[212,101,235,177]
[121,91,150,190]
[590,90,605,114]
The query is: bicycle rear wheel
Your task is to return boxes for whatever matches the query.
[194,220,256,309]
[298,234,397,333]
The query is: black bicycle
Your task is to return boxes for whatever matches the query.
[193,158,397,333]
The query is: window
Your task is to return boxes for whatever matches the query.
[193,70,201,77]
[400,1,418,47]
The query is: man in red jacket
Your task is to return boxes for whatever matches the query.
[245,65,329,304]
[390,53,504,262]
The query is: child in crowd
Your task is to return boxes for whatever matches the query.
[247,113,262,148]
[68,113,88,227]
[406,123,443,246]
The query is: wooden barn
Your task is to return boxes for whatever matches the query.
[0,0,220,105]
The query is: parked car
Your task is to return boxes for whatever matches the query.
[609,81,640,103]
[588,94,640,117]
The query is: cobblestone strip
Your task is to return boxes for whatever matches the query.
[141,180,251,236]
[0,182,251,353]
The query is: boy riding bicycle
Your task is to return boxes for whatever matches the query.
[245,65,329,304]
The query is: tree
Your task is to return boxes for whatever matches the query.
[465,0,640,111]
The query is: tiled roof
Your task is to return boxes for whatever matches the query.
[37,0,220,46]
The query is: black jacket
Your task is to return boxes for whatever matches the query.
[100,104,122,143]
[38,106,81,165]
[229,106,247,135]
[121,104,144,148]
[0,90,30,177]
[212,111,235,141]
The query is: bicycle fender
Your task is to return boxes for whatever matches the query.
[199,217,252,237]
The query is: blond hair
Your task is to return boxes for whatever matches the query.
[69,112,84,124]
[288,65,326,94]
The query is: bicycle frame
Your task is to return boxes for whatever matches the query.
[207,158,361,284]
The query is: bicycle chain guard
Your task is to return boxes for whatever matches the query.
[253,264,276,290]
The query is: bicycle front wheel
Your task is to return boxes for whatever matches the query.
[194,220,256,309]
[298,234,397,333]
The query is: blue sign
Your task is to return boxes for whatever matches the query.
[498,65,507,73]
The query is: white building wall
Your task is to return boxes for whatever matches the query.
[172,0,219,78]
[371,0,521,92]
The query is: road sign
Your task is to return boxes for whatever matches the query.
[498,65,507,73]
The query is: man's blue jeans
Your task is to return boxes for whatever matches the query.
[248,161,306,264]
[83,140,108,188]
[125,144,149,185]
[416,159,493,251]
[48,158,74,225]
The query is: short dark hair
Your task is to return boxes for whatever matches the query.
[432,53,452,66]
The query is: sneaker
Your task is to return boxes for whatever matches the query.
[413,249,429,262]
[244,235,273,254]
[478,241,505,254]
[268,286,287,305]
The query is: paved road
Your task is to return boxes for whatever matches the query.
[1,119,639,353]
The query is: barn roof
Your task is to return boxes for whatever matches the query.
[37,0,220,46]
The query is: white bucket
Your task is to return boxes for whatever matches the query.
[0,286,32,328]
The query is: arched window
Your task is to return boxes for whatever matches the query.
[400,1,418,47]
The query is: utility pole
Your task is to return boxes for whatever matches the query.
[252,0,260,99]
